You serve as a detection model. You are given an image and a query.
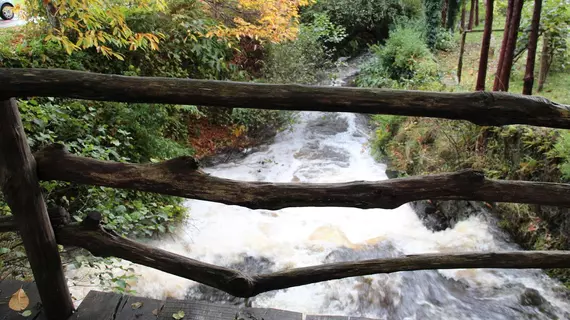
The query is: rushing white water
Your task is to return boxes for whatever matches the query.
[66,59,570,319]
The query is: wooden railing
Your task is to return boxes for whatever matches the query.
[2,68,570,320]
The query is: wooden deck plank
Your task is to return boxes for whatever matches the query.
[158,298,239,320]
[0,280,46,320]
[238,307,302,320]
[306,316,376,320]
[115,295,164,320]
[69,291,123,320]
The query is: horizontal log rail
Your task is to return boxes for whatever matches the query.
[2,209,570,298]
[2,68,570,129]
[34,144,570,209]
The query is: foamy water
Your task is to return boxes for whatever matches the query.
[66,58,570,319]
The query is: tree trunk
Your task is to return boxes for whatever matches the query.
[442,0,449,27]
[522,0,543,95]
[537,34,550,92]
[447,0,461,30]
[497,0,524,91]
[475,0,480,26]
[461,1,467,30]
[458,31,468,83]
[468,0,476,30]
[0,99,74,320]
[493,0,514,91]
[476,0,494,91]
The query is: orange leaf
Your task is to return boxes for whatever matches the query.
[9,288,29,312]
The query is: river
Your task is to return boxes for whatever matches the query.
[66,57,570,319]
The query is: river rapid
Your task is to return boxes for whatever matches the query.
[66,57,570,319]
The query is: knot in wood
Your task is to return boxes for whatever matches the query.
[454,169,485,184]
[81,211,102,230]
[226,275,256,298]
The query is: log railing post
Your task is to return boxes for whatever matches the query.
[0,98,74,320]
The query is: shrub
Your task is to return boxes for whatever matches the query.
[551,131,570,180]
[370,115,405,157]
[356,24,439,89]
[0,98,192,237]
[231,109,296,140]
[262,13,346,84]
[308,0,422,55]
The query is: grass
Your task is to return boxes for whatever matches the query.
[437,19,570,104]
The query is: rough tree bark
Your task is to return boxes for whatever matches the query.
[458,31,468,83]
[461,0,467,30]
[522,0,543,95]
[2,68,570,129]
[32,145,570,209]
[0,99,74,320]
[475,0,480,26]
[494,0,514,91]
[442,0,449,27]
[537,34,551,92]
[468,0,476,30]
[476,0,495,91]
[497,0,524,91]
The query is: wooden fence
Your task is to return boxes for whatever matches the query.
[1,68,570,320]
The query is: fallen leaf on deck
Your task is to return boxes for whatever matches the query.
[152,309,158,315]
[131,302,143,309]
[9,288,29,311]
[172,310,185,319]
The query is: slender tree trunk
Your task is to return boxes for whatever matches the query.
[447,0,461,30]
[461,1,467,31]
[458,31,468,83]
[442,0,449,27]
[497,0,524,91]
[537,34,550,92]
[493,0,514,91]
[522,0,543,95]
[475,0,480,26]
[468,0,476,30]
[476,0,494,91]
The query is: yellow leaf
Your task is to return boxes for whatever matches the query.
[9,288,29,312]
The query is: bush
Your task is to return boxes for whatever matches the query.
[262,13,346,84]
[356,24,440,89]
[551,131,570,180]
[435,28,456,51]
[370,115,405,157]
[308,0,422,55]
[231,109,296,139]
[0,98,192,237]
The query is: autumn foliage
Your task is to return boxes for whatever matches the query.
[25,0,313,58]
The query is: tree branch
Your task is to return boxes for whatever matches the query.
[1,68,570,128]
[4,208,570,298]
[34,144,570,209]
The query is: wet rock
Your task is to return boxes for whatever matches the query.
[200,145,269,167]
[385,169,404,179]
[306,114,349,136]
[409,200,487,232]
[520,288,546,306]
[294,145,350,164]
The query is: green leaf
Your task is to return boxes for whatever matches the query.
[21,310,32,317]
[131,302,143,309]
[172,311,185,319]
[0,247,10,254]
